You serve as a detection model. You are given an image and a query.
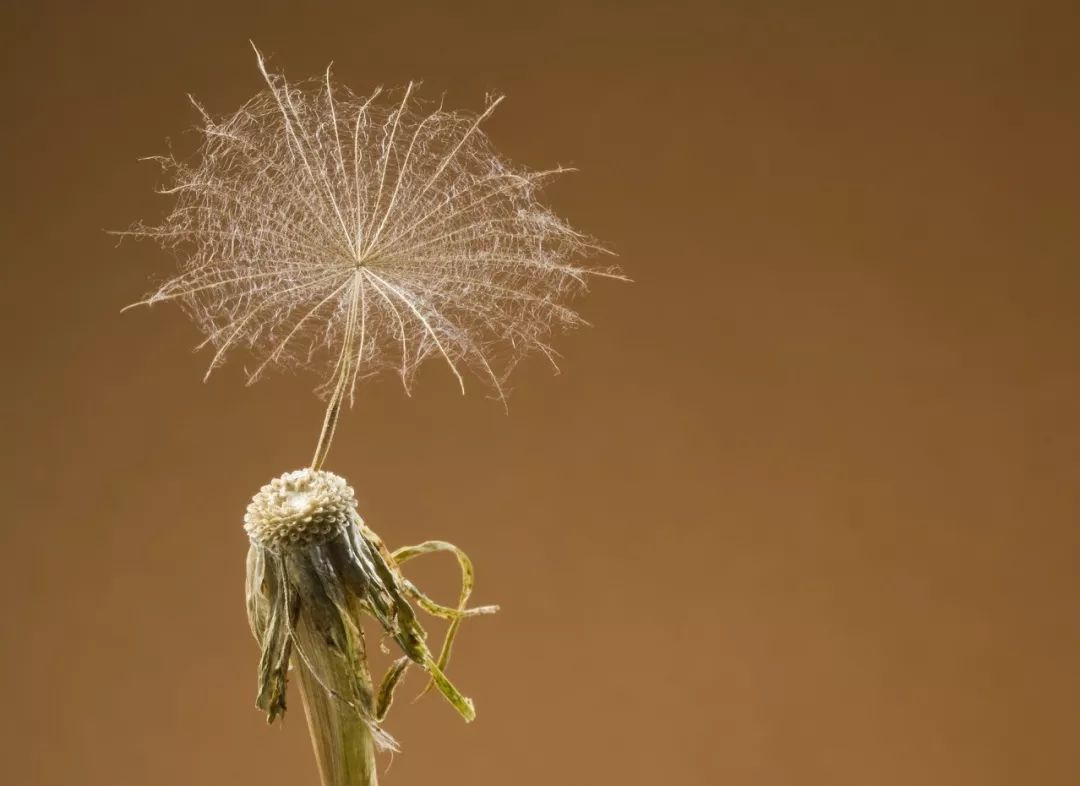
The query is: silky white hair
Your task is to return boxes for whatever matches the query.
[126,46,620,403]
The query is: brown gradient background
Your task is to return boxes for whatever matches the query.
[4,2,1080,785]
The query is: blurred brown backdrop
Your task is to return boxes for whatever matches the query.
[3,2,1079,785]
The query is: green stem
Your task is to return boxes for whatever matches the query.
[292,599,379,786]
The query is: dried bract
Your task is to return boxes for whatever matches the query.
[245,468,498,756]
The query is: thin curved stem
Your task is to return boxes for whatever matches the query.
[311,273,363,470]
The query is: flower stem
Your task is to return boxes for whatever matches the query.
[292,590,380,786]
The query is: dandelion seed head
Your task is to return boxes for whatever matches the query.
[127,47,619,402]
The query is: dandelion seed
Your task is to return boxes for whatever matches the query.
[123,45,620,786]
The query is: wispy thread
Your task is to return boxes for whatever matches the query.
[124,45,621,410]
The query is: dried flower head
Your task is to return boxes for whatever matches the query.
[245,467,497,761]
[126,45,619,410]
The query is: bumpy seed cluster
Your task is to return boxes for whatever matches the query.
[244,468,357,549]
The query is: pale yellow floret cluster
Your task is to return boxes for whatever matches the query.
[244,468,357,548]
